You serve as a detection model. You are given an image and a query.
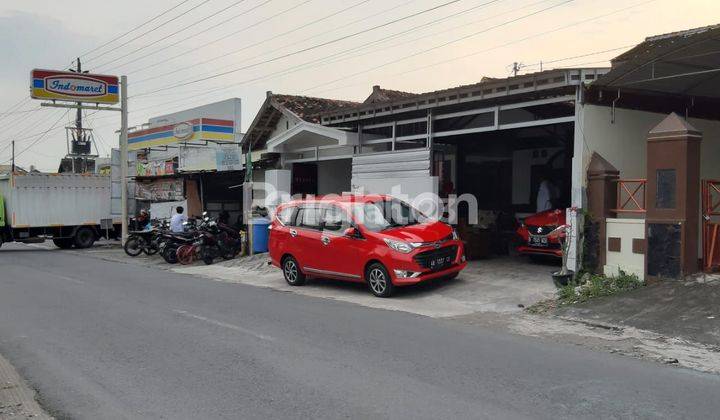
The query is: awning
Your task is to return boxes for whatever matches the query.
[597,24,720,98]
[265,122,358,153]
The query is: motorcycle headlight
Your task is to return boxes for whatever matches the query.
[383,238,413,254]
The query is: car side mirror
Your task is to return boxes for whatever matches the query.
[344,227,358,237]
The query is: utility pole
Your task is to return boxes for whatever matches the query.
[74,58,83,142]
[512,62,521,77]
[11,140,15,173]
[120,76,129,245]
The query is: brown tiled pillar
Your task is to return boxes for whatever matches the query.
[645,113,702,280]
[586,153,619,273]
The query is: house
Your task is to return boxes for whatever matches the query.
[242,23,720,280]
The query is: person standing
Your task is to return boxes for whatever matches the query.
[536,171,559,213]
[170,206,188,233]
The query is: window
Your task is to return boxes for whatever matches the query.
[277,206,296,226]
[297,207,323,230]
[352,199,428,233]
[322,206,350,232]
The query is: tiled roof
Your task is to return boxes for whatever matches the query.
[363,85,418,104]
[272,94,360,123]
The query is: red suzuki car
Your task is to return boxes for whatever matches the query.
[516,209,566,258]
[269,195,467,297]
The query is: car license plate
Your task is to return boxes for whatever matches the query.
[529,235,549,247]
[428,256,452,271]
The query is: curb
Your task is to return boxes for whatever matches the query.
[0,352,53,419]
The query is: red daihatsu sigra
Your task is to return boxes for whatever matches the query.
[269,195,467,297]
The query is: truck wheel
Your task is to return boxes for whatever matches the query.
[53,238,74,249]
[74,227,96,249]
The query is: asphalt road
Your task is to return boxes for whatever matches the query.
[0,244,719,419]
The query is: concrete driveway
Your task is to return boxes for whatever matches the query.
[173,255,559,318]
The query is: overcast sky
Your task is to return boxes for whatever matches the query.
[0,0,718,171]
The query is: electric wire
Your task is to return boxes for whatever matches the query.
[78,0,195,59]
[93,0,252,71]
[105,0,276,72]
[84,0,212,64]
[304,0,655,94]
[133,0,463,96]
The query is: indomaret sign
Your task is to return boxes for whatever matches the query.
[30,69,119,104]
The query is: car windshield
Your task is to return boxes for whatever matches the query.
[353,199,428,232]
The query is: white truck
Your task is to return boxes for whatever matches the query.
[0,172,119,249]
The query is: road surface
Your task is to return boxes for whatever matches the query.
[0,243,718,419]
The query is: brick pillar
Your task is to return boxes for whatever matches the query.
[586,152,619,273]
[645,113,702,280]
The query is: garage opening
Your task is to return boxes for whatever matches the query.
[433,122,574,260]
[291,158,352,197]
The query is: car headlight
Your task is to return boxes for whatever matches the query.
[452,229,459,240]
[383,238,413,253]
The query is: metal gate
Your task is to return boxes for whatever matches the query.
[702,180,720,272]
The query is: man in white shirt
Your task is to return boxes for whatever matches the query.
[170,206,188,233]
[536,174,559,213]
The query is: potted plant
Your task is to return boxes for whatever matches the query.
[548,222,575,287]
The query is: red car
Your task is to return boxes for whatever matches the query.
[269,195,467,297]
[516,209,566,258]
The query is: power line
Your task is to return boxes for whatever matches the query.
[133,0,463,96]
[302,0,575,92]
[309,0,655,94]
[160,0,503,90]
[93,0,251,71]
[78,0,195,59]
[84,0,212,64]
[98,0,530,113]
[128,0,320,80]
[106,0,276,72]
[0,110,69,164]
[133,0,405,87]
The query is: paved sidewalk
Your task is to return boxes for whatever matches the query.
[556,275,720,347]
[0,352,52,420]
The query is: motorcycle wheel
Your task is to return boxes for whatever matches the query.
[221,246,239,260]
[124,236,145,257]
[176,245,195,265]
[199,246,214,265]
[162,246,179,264]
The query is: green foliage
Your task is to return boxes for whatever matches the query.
[557,271,643,306]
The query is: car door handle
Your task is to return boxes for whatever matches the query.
[321,236,330,245]
[290,229,297,237]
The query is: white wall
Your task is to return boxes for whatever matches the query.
[317,159,352,195]
[579,104,720,185]
[604,218,646,280]
[580,104,720,257]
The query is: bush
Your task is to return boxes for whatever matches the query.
[557,271,643,305]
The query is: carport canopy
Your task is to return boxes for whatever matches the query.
[265,122,359,153]
[598,24,720,98]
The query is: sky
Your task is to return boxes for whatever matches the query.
[0,0,718,171]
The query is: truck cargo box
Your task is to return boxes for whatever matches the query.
[0,173,112,228]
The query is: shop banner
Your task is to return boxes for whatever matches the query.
[136,159,176,177]
[31,69,119,104]
[135,178,184,201]
[216,146,243,171]
[179,147,216,172]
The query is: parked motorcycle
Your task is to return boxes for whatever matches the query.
[124,227,161,257]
